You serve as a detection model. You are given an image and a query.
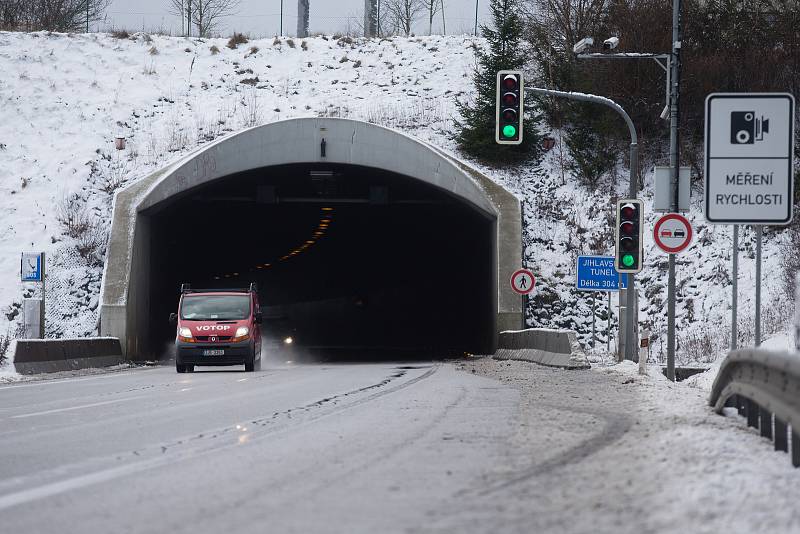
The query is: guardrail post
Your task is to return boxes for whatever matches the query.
[792,429,800,468]
[775,418,788,452]
[759,407,772,439]
[746,400,759,429]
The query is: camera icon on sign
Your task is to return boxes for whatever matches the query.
[730,111,769,144]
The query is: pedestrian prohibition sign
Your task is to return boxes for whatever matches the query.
[511,269,535,295]
[653,213,693,254]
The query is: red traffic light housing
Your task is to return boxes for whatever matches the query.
[496,71,524,145]
[615,199,644,273]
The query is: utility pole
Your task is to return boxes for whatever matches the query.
[280,0,284,35]
[299,0,310,38]
[474,0,479,36]
[666,0,683,381]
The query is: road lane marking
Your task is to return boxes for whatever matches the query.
[0,457,165,511]
[10,396,144,419]
[0,367,162,392]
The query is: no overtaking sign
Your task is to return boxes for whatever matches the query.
[704,93,795,224]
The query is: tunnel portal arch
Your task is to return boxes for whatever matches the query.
[100,118,522,359]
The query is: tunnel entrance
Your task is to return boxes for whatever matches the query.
[147,163,495,357]
[101,118,523,360]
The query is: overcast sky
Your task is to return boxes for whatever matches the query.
[102,0,493,37]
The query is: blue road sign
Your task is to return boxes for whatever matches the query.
[21,252,43,282]
[576,255,627,292]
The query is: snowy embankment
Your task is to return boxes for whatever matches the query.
[460,356,800,533]
[0,30,792,376]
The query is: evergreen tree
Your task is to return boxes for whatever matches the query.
[456,0,541,165]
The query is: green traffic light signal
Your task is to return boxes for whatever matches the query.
[496,71,523,145]
[615,199,643,273]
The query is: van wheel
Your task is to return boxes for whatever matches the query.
[176,363,187,373]
[253,356,261,372]
[245,353,255,372]
[186,365,195,372]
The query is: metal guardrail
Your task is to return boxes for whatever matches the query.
[709,348,800,467]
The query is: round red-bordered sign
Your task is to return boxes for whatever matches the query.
[511,269,536,295]
[653,213,693,254]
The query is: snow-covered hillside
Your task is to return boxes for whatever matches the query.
[0,30,791,366]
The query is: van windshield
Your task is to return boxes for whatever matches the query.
[181,295,251,321]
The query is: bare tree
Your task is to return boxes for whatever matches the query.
[11,0,111,32]
[420,0,443,34]
[168,0,240,37]
[0,0,27,29]
[167,0,188,35]
[523,0,606,54]
[383,0,425,36]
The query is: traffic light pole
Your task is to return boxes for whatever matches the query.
[527,88,639,361]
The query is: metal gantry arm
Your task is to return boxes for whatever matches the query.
[576,53,671,117]
[526,87,640,362]
[526,87,638,197]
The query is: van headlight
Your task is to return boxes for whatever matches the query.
[233,326,250,342]
[178,327,193,342]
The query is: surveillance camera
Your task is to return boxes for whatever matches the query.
[603,37,619,50]
[572,37,594,54]
[660,104,669,120]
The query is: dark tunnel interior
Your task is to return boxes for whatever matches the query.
[146,163,496,359]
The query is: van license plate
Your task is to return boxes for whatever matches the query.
[203,349,224,356]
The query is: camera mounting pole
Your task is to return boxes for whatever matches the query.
[665,0,684,381]
[527,87,640,362]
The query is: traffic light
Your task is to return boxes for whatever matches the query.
[496,71,523,145]
[615,199,644,273]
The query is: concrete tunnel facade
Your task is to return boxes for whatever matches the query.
[99,118,523,359]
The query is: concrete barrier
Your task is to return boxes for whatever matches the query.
[494,328,591,370]
[13,338,126,375]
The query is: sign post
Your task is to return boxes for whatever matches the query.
[576,256,627,355]
[511,268,535,329]
[705,93,795,350]
[21,252,45,339]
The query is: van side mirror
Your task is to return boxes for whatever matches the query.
[254,312,263,324]
[169,313,178,325]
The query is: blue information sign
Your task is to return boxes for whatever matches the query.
[576,255,627,292]
[21,252,43,282]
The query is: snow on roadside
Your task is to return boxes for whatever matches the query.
[459,357,800,533]
[681,328,797,392]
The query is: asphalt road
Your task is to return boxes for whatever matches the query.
[0,355,520,534]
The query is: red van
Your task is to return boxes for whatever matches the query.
[170,283,262,373]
